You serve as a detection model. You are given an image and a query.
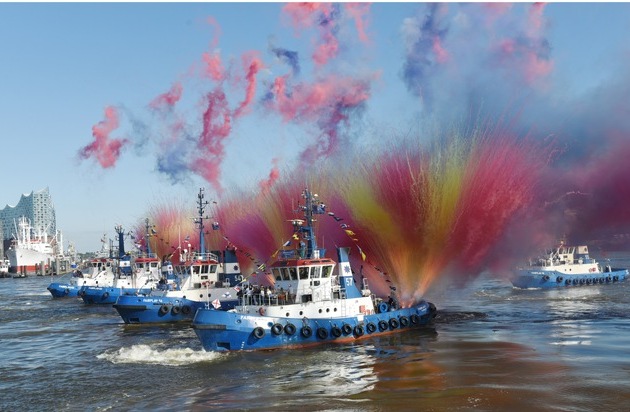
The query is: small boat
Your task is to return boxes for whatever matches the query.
[0,259,10,278]
[47,257,115,298]
[79,254,159,304]
[191,189,437,352]
[114,188,243,323]
[511,243,629,289]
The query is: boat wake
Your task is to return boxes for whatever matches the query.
[97,344,225,366]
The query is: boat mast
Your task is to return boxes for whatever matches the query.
[194,188,210,255]
[300,189,325,259]
[144,218,153,256]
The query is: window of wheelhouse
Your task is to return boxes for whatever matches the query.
[311,266,321,278]
[273,268,282,281]
[299,267,309,279]
[321,265,332,278]
[289,267,298,280]
[281,268,291,280]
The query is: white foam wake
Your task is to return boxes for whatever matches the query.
[97,344,224,366]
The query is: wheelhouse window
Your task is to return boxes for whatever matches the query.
[273,268,282,281]
[311,266,321,278]
[299,267,309,279]
[281,267,290,280]
[289,267,298,280]
[322,265,332,278]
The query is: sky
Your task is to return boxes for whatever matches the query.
[1,2,630,254]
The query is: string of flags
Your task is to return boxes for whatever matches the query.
[326,210,395,289]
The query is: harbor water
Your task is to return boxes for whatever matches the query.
[2,256,630,411]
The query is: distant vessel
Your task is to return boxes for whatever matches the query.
[0,259,9,278]
[511,242,629,289]
[6,216,57,274]
[192,189,437,352]
[78,225,157,305]
[47,257,116,298]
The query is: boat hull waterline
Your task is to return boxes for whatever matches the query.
[192,301,436,351]
[512,268,628,289]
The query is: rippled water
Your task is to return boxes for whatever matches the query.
[2,258,630,411]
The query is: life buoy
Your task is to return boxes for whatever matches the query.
[378,302,389,313]
[353,325,365,337]
[399,316,409,327]
[271,323,284,335]
[410,314,419,325]
[171,306,181,315]
[378,320,388,331]
[366,322,376,333]
[284,323,296,336]
[253,326,265,339]
[389,318,399,329]
[341,323,352,335]
[103,292,110,299]
[331,326,342,338]
[316,327,328,339]
[301,326,313,338]
[259,307,265,316]
[159,305,169,315]
[181,305,191,315]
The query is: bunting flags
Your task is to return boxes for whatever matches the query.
[212,299,221,309]
[282,240,291,247]
[357,245,366,261]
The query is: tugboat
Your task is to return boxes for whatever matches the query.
[191,189,437,352]
[79,224,159,304]
[511,242,629,289]
[47,256,115,298]
[113,188,243,323]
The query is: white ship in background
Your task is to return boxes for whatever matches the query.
[6,216,62,273]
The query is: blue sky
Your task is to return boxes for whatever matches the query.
[1,2,629,253]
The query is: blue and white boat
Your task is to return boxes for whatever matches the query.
[79,225,159,304]
[47,257,115,298]
[192,189,437,352]
[113,188,243,323]
[511,243,629,289]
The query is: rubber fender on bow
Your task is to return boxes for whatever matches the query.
[301,326,313,338]
[331,326,342,338]
[271,323,284,336]
[103,292,109,299]
[353,325,365,337]
[366,322,377,333]
[284,323,296,336]
[253,326,265,339]
[378,320,388,331]
[410,314,419,324]
[316,327,328,340]
[341,323,352,335]
[171,305,181,315]
[159,305,169,315]
[389,318,399,329]
[399,316,409,327]
[181,305,191,315]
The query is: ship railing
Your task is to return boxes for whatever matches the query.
[193,251,220,262]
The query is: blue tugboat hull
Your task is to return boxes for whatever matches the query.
[47,283,82,298]
[113,295,237,324]
[511,268,628,289]
[192,301,437,352]
[79,286,154,305]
